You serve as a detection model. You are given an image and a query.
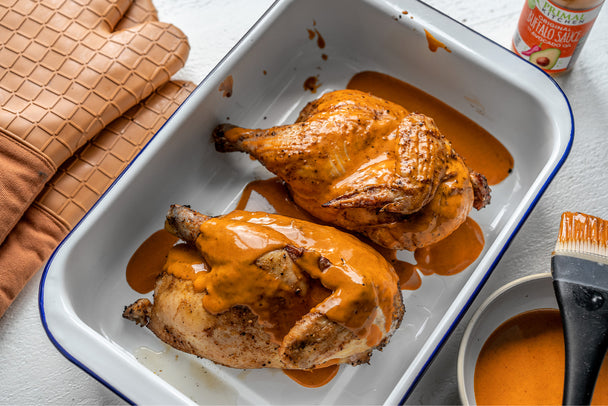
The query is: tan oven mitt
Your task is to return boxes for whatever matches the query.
[0,79,196,316]
[0,0,190,245]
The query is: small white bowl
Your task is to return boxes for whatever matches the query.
[457,273,558,405]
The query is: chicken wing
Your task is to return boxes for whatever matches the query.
[213,89,490,250]
[123,205,404,370]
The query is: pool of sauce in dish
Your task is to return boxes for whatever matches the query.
[415,217,484,277]
[283,364,339,388]
[474,309,608,405]
[378,216,485,289]
[347,71,513,186]
[126,229,178,294]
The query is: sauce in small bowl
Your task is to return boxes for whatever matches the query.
[473,308,608,405]
[458,274,569,405]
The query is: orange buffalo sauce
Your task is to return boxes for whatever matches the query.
[218,75,233,98]
[474,309,608,405]
[236,177,317,222]
[391,260,421,290]
[164,242,208,279]
[126,229,178,293]
[347,71,514,186]
[415,217,485,277]
[303,76,321,93]
[283,365,340,388]
[164,210,399,344]
[424,29,451,53]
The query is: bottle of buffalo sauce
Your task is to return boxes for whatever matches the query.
[512,0,605,75]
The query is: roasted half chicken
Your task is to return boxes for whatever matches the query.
[213,89,491,250]
[123,205,404,370]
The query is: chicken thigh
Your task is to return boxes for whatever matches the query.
[213,89,490,250]
[123,205,404,370]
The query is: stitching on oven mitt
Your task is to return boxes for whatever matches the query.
[0,0,190,244]
[0,79,196,317]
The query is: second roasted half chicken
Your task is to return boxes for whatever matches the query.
[213,89,490,250]
[123,205,404,370]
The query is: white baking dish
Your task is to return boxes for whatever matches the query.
[40,0,573,404]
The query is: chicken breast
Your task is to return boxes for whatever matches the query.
[123,205,404,370]
[213,89,490,250]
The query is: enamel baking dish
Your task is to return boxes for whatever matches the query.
[40,0,573,404]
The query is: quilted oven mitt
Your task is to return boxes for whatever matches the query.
[0,79,195,316]
[0,0,190,245]
[0,0,195,316]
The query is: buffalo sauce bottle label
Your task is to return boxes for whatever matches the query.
[512,0,604,74]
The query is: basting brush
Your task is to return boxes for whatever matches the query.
[552,211,608,405]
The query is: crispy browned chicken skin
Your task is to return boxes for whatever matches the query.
[123,205,404,370]
[213,89,490,250]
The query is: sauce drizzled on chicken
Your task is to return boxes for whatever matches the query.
[213,89,490,250]
[123,205,404,370]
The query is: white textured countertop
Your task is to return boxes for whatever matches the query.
[1,0,607,404]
